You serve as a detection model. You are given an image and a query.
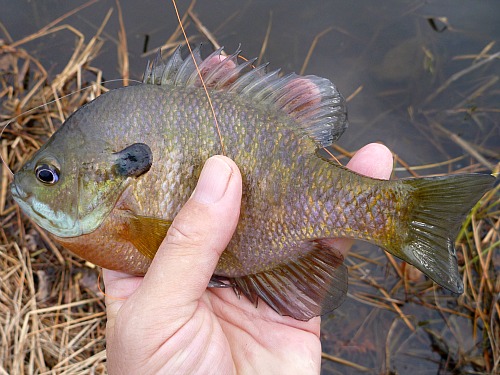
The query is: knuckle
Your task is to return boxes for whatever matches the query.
[165,208,209,249]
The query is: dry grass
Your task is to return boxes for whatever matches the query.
[0,6,112,373]
[1,2,499,374]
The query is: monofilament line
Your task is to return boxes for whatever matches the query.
[171,0,226,156]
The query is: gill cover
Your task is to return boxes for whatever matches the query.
[76,143,153,236]
[11,136,153,238]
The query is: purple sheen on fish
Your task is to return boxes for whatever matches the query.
[10,46,495,320]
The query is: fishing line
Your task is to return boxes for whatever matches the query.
[171,0,226,156]
[0,78,142,178]
[169,0,341,165]
[323,147,341,165]
[97,269,127,301]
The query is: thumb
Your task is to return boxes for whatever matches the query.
[133,155,242,316]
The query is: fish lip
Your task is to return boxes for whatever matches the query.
[10,182,54,230]
[10,182,28,200]
[11,183,81,237]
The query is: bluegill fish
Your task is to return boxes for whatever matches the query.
[11,47,494,320]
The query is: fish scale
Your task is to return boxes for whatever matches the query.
[11,46,495,320]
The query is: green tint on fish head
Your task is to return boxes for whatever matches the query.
[11,101,153,238]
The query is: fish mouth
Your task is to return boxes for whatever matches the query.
[10,182,28,200]
[10,181,81,237]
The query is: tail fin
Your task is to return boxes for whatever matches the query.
[392,173,495,293]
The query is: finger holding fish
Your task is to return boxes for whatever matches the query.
[104,144,393,375]
[103,143,393,317]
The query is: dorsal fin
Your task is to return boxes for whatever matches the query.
[143,46,348,147]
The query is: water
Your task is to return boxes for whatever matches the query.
[1,0,499,373]
[3,0,498,167]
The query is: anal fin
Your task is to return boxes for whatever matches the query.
[230,240,347,321]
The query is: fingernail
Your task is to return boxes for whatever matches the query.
[192,156,232,204]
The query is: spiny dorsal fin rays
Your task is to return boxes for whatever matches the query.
[164,46,184,84]
[238,68,282,96]
[174,45,204,86]
[186,47,226,87]
[203,48,241,87]
[227,63,270,94]
[143,46,348,148]
[213,57,258,89]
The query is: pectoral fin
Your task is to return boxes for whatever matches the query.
[121,213,172,259]
[230,240,347,321]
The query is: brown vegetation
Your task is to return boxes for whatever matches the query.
[1,2,498,373]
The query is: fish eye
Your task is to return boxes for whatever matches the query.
[35,164,60,185]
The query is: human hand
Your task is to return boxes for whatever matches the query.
[103,143,393,374]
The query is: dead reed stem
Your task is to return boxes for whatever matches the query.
[1,2,498,374]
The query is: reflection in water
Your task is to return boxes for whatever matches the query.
[1,1,499,374]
